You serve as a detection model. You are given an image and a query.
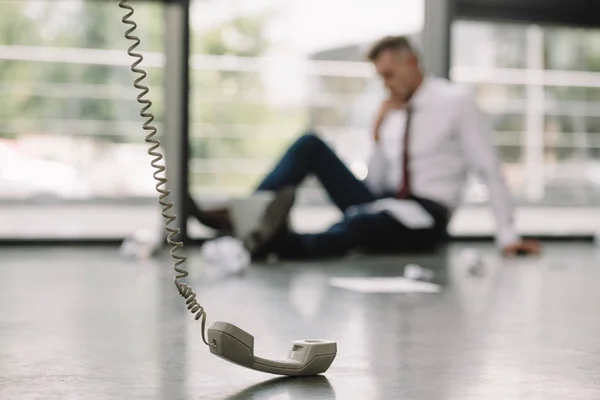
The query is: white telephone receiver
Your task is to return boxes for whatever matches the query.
[117,0,337,376]
[208,322,337,376]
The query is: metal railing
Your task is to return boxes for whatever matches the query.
[2,44,600,202]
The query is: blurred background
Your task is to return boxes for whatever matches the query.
[1,0,600,242]
[3,3,600,399]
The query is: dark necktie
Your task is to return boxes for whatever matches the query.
[396,105,413,199]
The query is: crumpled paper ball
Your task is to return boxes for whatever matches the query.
[403,263,434,281]
[201,236,250,277]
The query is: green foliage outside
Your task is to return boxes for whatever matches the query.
[2,3,600,197]
[0,1,303,195]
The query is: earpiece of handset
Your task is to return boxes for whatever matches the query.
[207,321,337,376]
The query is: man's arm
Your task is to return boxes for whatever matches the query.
[373,97,406,142]
[455,89,540,255]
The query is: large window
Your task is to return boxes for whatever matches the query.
[450,21,600,236]
[0,0,165,239]
[188,0,424,198]
[451,21,600,206]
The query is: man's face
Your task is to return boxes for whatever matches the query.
[374,49,418,101]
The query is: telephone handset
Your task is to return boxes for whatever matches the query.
[118,0,337,376]
[208,322,337,376]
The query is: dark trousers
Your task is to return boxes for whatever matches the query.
[255,132,448,259]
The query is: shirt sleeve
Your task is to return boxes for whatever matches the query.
[456,89,520,249]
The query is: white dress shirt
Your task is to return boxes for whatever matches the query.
[363,76,519,248]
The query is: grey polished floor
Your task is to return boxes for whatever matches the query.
[1,243,600,399]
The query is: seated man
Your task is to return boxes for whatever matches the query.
[195,35,541,260]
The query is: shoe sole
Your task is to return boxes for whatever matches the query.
[197,209,233,231]
[244,187,295,254]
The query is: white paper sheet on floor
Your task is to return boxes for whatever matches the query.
[328,276,441,293]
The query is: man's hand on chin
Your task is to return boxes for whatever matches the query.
[502,239,541,257]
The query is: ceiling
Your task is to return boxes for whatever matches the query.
[454,0,600,28]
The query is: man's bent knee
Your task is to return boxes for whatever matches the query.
[292,131,327,151]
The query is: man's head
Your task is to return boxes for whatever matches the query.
[367,36,423,102]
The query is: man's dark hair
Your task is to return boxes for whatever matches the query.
[366,36,414,62]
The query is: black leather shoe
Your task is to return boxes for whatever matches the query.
[187,193,233,233]
[199,208,233,233]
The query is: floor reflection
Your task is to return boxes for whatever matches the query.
[224,376,335,400]
[157,254,189,400]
